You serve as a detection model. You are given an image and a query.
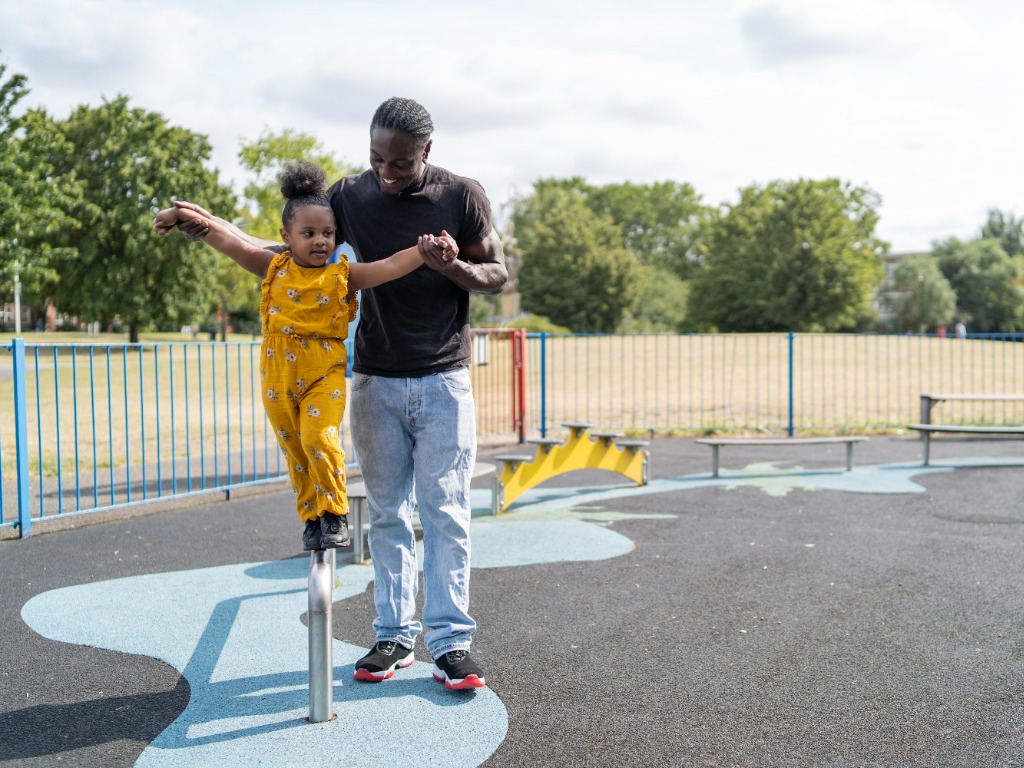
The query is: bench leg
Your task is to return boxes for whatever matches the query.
[846,442,854,471]
[350,497,367,563]
[922,432,931,466]
[710,445,720,478]
[919,394,933,439]
[491,478,503,515]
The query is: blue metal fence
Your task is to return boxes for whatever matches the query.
[519,331,1024,438]
[4,332,1024,537]
[0,340,312,536]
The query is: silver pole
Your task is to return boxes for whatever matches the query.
[307,549,336,722]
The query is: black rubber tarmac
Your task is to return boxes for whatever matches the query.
[2,436,1023,767]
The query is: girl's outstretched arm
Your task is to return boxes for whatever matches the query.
[175,207,276,279]
[349,233,457,291]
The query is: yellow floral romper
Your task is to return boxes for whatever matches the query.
[260,251,358,523]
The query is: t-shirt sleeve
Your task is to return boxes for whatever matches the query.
[326,177,350,246]
[460,179,492,247]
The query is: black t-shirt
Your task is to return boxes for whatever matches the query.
[327,165,492,377]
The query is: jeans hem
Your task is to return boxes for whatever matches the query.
[430,643,471,660]
[376,635,415,651]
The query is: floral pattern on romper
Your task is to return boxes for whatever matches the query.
[259,250,359,522]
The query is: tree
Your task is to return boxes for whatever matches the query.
[197,128,367,340]
[237,127,362,240]
[882,255,956,333]
[619,266,691,333]
[0,57,80,312]
[980,208,1024,257]
[44,96,235,342]
[933,237,1024,332]
[584,180,710,279]
[525,177,710,279]
[686,179,887,332]
[513,184,642,332]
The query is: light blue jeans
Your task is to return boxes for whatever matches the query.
[349,368,477,659]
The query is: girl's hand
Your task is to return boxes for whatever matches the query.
[419,229,459,272]
[153,207,184,236]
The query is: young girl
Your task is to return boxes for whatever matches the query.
[166,161,456,551]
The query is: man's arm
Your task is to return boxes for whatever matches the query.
[154,201,282,251]
[421,227,508,294]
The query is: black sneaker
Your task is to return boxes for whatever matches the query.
[302,518,322,551]
[432,649,487,690]
[353,641,415,682]
[319,512,350,548]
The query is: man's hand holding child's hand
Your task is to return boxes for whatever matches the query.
[418,229,459,272]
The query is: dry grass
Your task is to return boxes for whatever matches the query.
[3,333,1024,508]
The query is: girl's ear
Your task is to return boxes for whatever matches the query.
[280,227,290,245]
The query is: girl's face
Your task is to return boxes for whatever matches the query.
[280,205,336,268]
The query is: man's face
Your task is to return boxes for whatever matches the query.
[369,128,430,196]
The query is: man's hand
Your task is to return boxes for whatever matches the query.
[172,201,212,241]
[152,201,212,241]
[419,229,459,272]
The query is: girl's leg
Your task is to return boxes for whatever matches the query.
[263,389,317,522]
[297,369,350,517]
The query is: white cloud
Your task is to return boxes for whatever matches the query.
[1,0,1022,251]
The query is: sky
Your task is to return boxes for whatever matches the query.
[2,0,1022,254]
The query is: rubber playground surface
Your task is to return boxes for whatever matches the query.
[2,435,1023,767]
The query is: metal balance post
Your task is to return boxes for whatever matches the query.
[307,549,337,722]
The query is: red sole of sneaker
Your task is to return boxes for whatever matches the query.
[353,656,414,682]
[433,672,487,690]
[353,668,393,682]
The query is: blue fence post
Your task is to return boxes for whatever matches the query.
[787,332,795,437]
[13,338,32,537]
[539,332,547,439]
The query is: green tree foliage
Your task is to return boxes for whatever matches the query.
[933,237,1024,332]
[525,177,709,279]
[0,58,80,305]
[43,96,235,342]
[882,255,956,333]
[686,179,887,332]
[620,267,691,333]
[586,180,709,279]
[513,184,642,332]
[238,128,362,240]
[980,208,1024,257]
[206,128,365,338]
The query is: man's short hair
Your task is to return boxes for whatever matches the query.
[371,97,434,147]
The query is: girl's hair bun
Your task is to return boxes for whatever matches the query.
[278,161,328,200]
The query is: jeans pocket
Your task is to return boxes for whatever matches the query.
[439,367,472,394]
[351,372,373,392]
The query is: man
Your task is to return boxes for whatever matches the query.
[160,97,507,690]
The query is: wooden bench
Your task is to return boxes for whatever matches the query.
[694,436,869,478]
[906,424,1024,465]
